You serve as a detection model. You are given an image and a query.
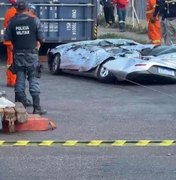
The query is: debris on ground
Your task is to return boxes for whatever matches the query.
[0,91,57,133]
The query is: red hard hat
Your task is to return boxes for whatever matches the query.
[8,0,17,4]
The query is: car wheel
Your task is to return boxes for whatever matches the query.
[51,54,62,75]
[97,62,115,83]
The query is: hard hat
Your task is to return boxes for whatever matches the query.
[15,1,28,11]
[8,0,17,4]
[29,4,36,13]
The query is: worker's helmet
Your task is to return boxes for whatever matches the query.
[15,1,28,11]
[29,4,37,14]
[8,0,17,5]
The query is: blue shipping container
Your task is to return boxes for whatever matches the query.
[0,0,98,43]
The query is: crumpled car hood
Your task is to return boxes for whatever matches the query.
[104,52,176,80]
[50,39,155,72]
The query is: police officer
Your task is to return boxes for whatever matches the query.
[4,0,47,115]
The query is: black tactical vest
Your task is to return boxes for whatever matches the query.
[160,0,176,18]
[11,14,37,50]
[100,0,113,7]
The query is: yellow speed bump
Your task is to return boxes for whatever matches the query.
[136,140,150,146]
[112,140,126,146]
[87,140,103,146]
[63,140,78,146]
[0,141,5,146]
[159,140,174,146]
[0,140,175,147]
[13,141,30,146]
[39,141,54,146]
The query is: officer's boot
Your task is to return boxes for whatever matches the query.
[15,92,32,107]
[32,95,47,115]
[25,98,33,107]
[15,92,27,108]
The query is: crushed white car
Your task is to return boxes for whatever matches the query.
[47,39,176,83]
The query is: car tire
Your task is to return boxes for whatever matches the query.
[51,54,62,75]
[97,62,115,83]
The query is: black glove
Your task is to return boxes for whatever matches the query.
[9,64,18,74]
[35,64,43,78]
[150,17,156,23]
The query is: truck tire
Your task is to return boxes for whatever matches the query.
[51,54,62,75]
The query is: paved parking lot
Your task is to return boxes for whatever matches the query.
[0,55,176,179]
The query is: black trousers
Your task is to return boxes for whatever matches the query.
[103,6,115,24]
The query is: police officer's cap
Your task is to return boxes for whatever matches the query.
[16,1,28,11]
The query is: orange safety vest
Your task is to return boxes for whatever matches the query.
[146,0,161,45]
[146,0,157,21]
[3,6,16,46]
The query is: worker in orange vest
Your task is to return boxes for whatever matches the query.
[146,0,161,45]
[3,0,17,87]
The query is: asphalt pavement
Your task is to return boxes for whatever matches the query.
[0,54,176,179]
